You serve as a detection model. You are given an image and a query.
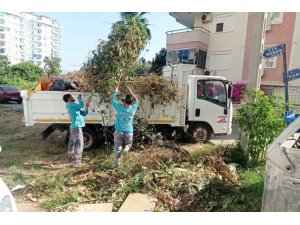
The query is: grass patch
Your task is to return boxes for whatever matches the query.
[33,175,68,198]
[0,141,14,150]
[2,166,30,188]
[237,167,264,211]
[22,162,44,170]
[213,166,264,212]
[42,190,80,211]
[0,127,11,135]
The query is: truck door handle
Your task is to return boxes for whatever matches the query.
[195,108,200,117]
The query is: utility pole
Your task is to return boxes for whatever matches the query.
[282,44,289,112]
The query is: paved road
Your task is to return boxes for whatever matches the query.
[0,101,23,110]
[210,123,239,145]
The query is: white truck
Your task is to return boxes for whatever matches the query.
[21,64,233,150]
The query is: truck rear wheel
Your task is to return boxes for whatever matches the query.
[82,127,97,150]
[187,123,211,143]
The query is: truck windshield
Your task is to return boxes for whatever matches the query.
[197,80,227,107]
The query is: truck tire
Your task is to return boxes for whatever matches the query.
[82,127,97,151]
[186,123,211,143]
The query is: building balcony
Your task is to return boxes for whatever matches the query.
[52,39,62,45]
[169,12,199,28]
[52,49,61,53]
[52,35,61,40]
[166,27,210,51]
[52,29,62,34]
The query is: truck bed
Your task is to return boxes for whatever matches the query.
[21,90,185,127]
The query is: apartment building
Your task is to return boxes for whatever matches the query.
[0,12,62,68]
[167,12,300,103]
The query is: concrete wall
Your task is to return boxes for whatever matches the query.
[194,13,248,83]
[166,29,209,50]
[288,13,300,87]
[262,13,297,85]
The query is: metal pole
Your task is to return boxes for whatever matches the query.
[282,44,289,112]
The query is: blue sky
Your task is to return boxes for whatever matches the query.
[40,12,186,73]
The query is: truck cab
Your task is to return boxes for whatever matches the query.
[186,75,232,142]
[162,64,233,142]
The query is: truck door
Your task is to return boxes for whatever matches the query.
[191,79,229,135]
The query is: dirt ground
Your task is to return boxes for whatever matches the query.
[0,105,248,212]
[0,106,69,211]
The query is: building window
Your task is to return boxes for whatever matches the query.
[263,57,277,68]
[210,52,231,70]
[0,48,6,53]
[0,33,4,39]
[263,45,278,68]
[214,14,235,33]
[0,26,4,32]
[270,12,283,24]
[0,41,4,46]
[166,48,207,69]
[263,88,274,97]
[33,54,42,60]
[216,23,224,32]
[197,50,207,69]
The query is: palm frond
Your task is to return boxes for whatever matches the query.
[139,12,149,18]
[146,28,152,40]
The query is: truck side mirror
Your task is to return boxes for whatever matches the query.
[228,85,233,99]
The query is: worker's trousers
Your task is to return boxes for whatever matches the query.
[114,131,133,167]
[68,128,84,163]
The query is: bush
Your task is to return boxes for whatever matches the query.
[235,89,286,165]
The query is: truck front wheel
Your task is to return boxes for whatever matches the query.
[186,123,211,143]
[82,127,97,150]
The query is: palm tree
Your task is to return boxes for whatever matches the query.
[113,12,152,41]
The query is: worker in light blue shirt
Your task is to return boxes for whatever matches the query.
[112,86,139,168]
[63,94,89,166]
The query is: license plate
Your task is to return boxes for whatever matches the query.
[11,98,18,100]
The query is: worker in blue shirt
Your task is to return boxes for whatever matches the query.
[63,94,89,166]
[112,86,139,168]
